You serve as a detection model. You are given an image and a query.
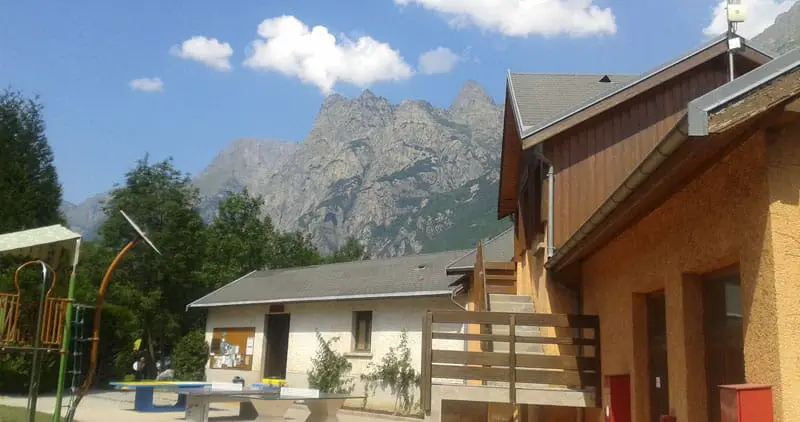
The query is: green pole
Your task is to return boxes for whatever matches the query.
[53,240,80,422]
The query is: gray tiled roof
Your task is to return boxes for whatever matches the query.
[511,35,776,141]
[446,226,515,274]
[508,73,638,132]
[187,249,470,308]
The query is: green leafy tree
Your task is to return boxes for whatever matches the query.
[326,236,368,264]
[203,189,276,289]
[270,231,322,269]
[307,331,353,394]
[0,89,64,233]
[98,155,207,374]
[173,330,209,381]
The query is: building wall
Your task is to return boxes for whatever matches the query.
[540,56,764,249]
[204,296,465,413]
[576,124,800,422]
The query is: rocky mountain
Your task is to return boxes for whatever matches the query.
[753,1,800,55]
[63,81,510,256]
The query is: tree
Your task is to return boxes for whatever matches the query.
[307,331,353,394]
[97,155,207,374]
[326,236,368,264]
[0,89,64,233]
[269,231,322,269]
[172,330,209,381]
[203,189,276,289]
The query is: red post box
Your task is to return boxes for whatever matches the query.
[720,384,773,422]
[603,374,631,422]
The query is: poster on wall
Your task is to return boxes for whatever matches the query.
[246,337,255,355]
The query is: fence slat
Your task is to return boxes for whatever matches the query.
[431,364,509,382]
[430,310,599,329]
[432,350,508,366]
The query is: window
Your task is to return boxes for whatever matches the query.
[352,311,372,352]
[209,327,255,370]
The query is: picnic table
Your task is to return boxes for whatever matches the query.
[109,381,209,412]
[183,387,364,422]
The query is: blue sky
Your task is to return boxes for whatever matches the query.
[0,0,793,203]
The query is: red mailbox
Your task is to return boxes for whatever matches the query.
[720,384,773,422]
[603,374,631,422]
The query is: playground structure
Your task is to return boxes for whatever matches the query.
[0,210,161,422]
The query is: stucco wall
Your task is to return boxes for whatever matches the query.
[575,125,800,422]
[204,296,465,413]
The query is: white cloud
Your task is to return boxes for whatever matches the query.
[394,0,617,37]
[418,47,461,74]
[171,36,234,72]
[242,15,413,94]
[703,0,795,38]
[129,77,164,93]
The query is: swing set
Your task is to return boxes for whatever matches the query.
[0,210,160,422]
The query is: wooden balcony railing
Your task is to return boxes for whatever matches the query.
[420,310,601,412]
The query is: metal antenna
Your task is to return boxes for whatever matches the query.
[726,0,747,82]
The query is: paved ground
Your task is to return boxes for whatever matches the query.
[0,391,418,422]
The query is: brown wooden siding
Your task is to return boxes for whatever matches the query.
[542,56,746,248]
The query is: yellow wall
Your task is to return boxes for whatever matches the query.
[575,123,800,422]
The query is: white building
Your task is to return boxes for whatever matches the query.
[186,250,470,413]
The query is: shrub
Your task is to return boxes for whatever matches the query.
[361,330,420,415]
[0,351,59,394]
[172,330,209,381]
[307,331,353,393]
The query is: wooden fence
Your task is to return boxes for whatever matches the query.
[420,310,601,412]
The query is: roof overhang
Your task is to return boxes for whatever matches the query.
[0,224,82,269]
[689,47,800,137]
[187,290,455,310]
[518,36,774,150]
[547,49,800,274]
[498,80,525,219]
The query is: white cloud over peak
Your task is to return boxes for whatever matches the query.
[394,0,617,37]
[242,15,413,94]
[129,77,164,93]
[171,36,234,72]
[418,47,461,74]
[703,0,795,38]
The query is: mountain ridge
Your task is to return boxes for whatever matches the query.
[61,13,800,255]
[62,81,510,256]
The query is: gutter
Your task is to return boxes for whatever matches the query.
[546,114,690,270]
[689,46,800,137]
[186,290,455,309]
[531,146,555,259]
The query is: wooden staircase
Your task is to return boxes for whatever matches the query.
[485,262,516,295]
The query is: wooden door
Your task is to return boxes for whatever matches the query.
[704,272,745,422]
[647,292,669,422]
[264,313,291,379]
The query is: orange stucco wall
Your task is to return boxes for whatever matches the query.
[575,123,800,422]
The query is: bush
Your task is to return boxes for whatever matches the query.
[0,351,59,394]
[307,331,353,393]
[172,330,209,381]
[361,330,420,414]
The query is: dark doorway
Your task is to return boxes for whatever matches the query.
[263,313,290,379]
[647,291,669,422]
[704,270,745,422]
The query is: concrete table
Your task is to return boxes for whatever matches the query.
[109,381,209,412]
[183,388,271,422]
[246,393,364,422]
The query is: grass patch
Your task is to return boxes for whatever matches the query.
[0,405,53,422]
